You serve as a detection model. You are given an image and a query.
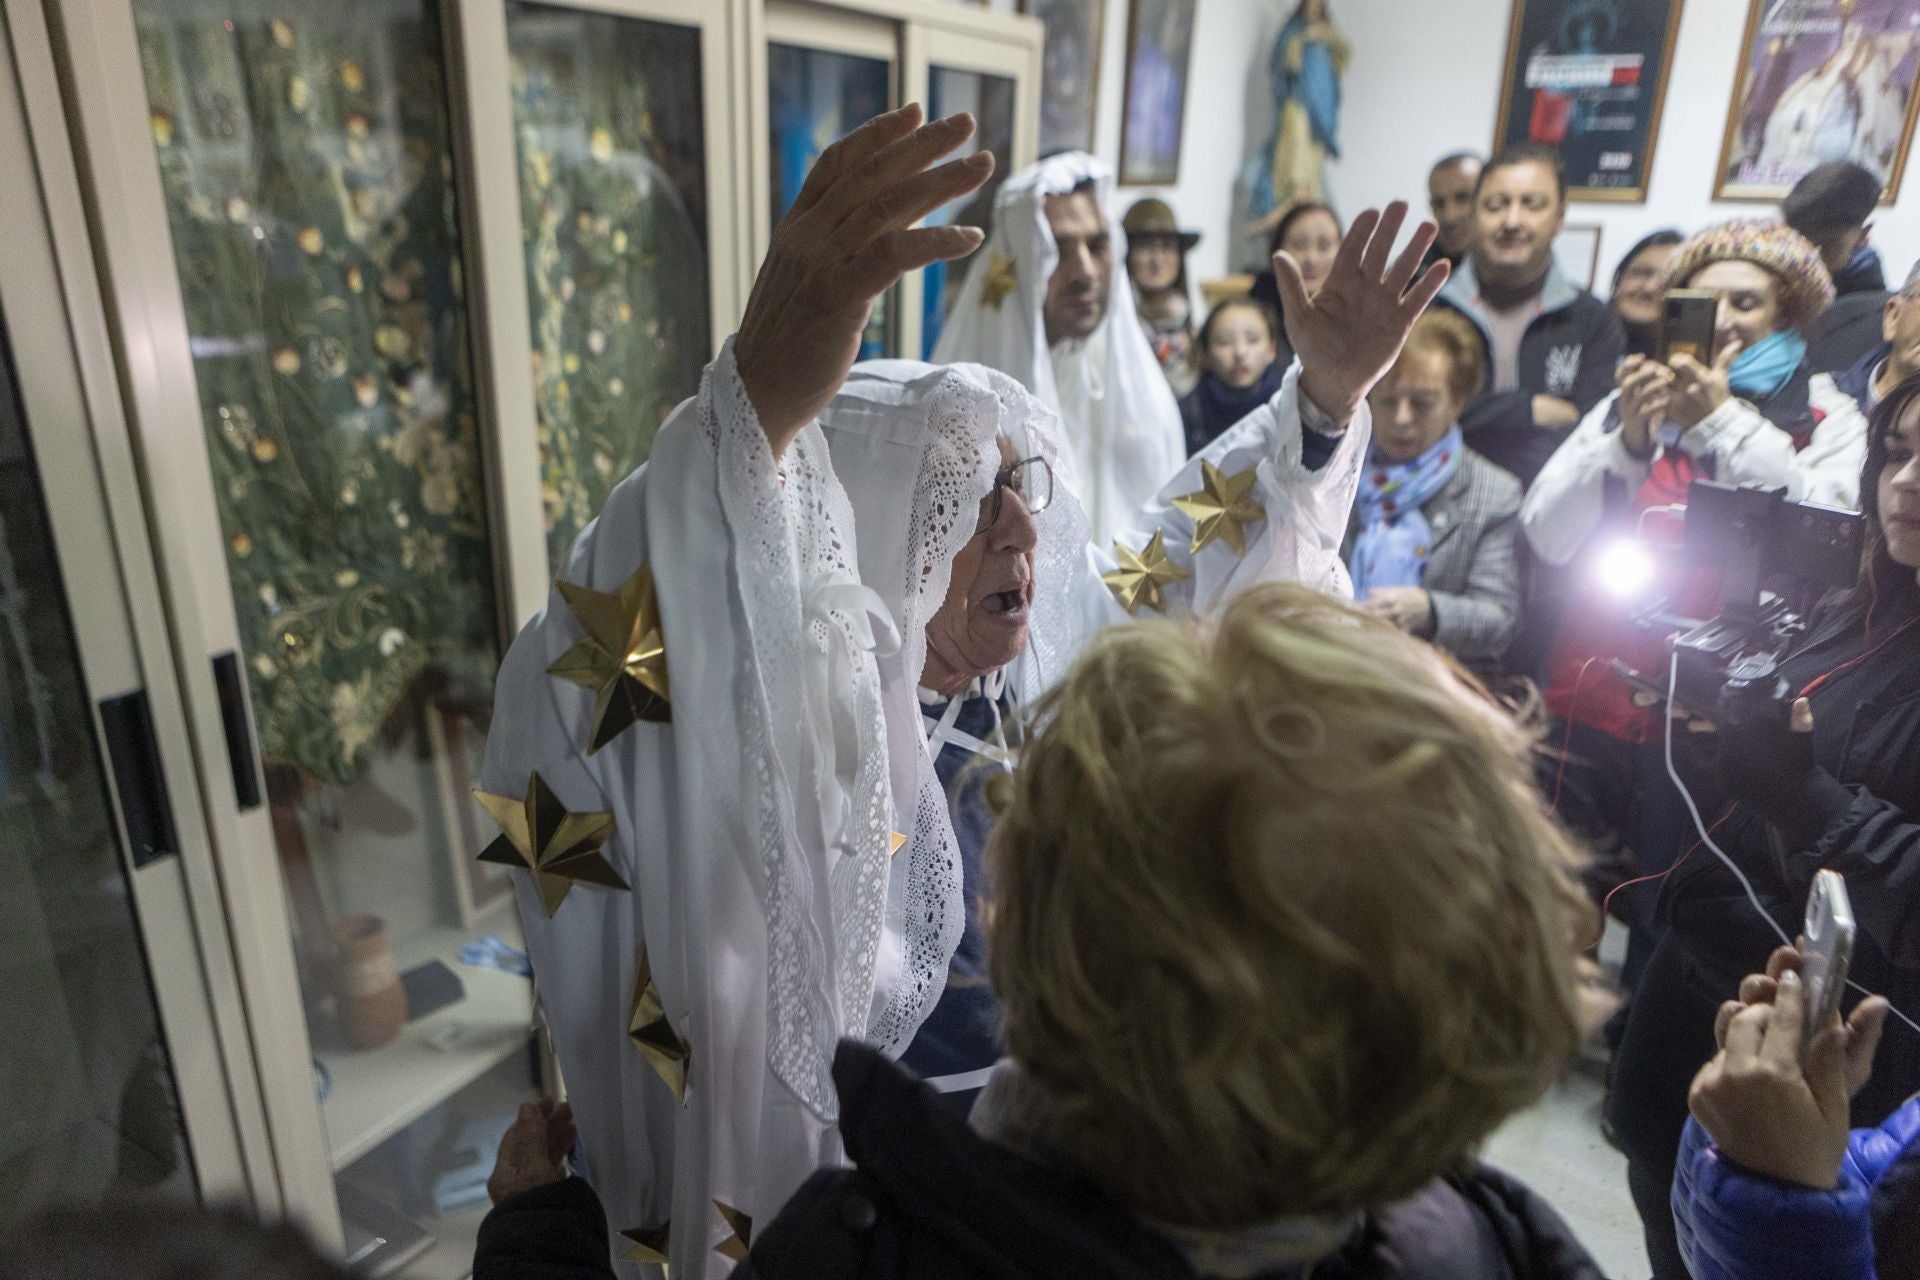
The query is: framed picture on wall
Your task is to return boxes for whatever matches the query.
[1491,0,1686,203]
[1714,0,1920,202]
[1023,0,1105,154]
[1118,0,1197,186]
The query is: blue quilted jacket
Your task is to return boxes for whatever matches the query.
[1673,1095,1920,1280]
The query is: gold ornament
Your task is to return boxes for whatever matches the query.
[889,830,908,856]
[548,564,672,754]
[620,1221,670,1265]
[713,1202,752,1262]
[1171,461,1266,556]
[628,946,692,1101]
[1101,530,1192,615]
[475,772,628,917]
[979,253,1019,310]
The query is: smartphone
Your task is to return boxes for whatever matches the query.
[1800,870,1856,1058]
[1659,289,1718,367]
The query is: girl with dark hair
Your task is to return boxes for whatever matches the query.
[1610,229,1684,358]
[1247,202,1340,365]
[1179,297,1283,454]
[1609,373,1920,1279]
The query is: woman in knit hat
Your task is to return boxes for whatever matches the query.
[1519,217,1870,1280]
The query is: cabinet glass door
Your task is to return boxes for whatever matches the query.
[506,2,714,569]
[921,65,1016,357]
[129,4,535,1273]
[0,312,196,1227]
[768,40,894,359]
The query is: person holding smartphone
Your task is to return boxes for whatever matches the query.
[1672,945,1915,1280]
[1608,376,1920,1279]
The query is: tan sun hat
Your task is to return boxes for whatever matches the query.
[1122,197,1201,251]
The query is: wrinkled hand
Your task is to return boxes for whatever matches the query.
[736,105,993,456]
[1717,695,1817,819]
[1689,966,1887,1189]
[1616,355,1674,456]
[1714,946,1888,1100]
[1668,340,1739,429]
[487,1100,576,1204]
[1274,202,1449,428]
[1363,586,1433,637]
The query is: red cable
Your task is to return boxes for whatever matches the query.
[1588,806,1735,952]
[1798,614,1920,701]
[1550,656,1604,815]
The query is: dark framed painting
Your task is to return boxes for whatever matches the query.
[1714,0,1920,202]
[1023,0,1105,154]
[1492,0,1685,203]
[1118,0,1197,186]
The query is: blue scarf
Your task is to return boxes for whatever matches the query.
[1729,329,1806,400]
[1348,428,1462,600]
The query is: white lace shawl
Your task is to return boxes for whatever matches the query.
[480,341,925,1276]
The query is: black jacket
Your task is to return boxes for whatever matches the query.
[1434,259,1627,488]
[1808,291,1892,377]
[742,1043,1605,1280]
[473,1044,1608,1280]
[1656,590,1920,1124]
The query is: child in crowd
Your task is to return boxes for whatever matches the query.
[1178,297,1284,455]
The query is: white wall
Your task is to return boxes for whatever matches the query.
[1329,0,1920,292]
[1086,0,1281,283]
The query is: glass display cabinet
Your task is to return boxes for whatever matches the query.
[765,2,901,358]
[3,0,1035,1272]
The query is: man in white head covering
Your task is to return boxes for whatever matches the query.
[478,102,1447,1278]
[932,153,1187,547]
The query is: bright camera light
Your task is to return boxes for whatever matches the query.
[1595,538,1657,598]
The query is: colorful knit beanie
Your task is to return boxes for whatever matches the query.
[1662,220,1835,328]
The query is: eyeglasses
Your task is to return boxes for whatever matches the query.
[978,456,1054,532]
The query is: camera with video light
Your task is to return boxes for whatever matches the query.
[1633,482,1862,727]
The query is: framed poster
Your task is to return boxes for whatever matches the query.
[1492,0,1686,202]
[1023,0,1105,154]
[1118,0,1197,186]
[1715,0,1920,202]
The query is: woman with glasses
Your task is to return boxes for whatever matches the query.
[1610,229,1684,359]
[481,103,1448,1275]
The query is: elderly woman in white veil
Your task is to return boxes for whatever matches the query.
[478,104,1447,1279]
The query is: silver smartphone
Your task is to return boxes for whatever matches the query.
[1800,870,1856,1059]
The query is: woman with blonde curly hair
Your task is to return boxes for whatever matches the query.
[735,584,1606,1279]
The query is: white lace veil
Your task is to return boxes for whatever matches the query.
[815,359,1083,1045]
[931,151,1184,546]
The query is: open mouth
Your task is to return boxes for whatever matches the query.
[980,585,1031,622]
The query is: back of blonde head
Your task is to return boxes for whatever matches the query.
[986,584,1585,1229]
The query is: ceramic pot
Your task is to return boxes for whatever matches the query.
[334,915,407,1049]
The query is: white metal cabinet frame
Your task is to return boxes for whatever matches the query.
[0,0,270,1217]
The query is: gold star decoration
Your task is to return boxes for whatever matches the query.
[889,830,908,857]
[1101,530,1193,615]
[629,946,692,1101]
[475,772,629,917]
[713,1201,753,1262]
[979,252,1018,310]
[620,1221,670,1265]
[1172,461,1267,556]
[548,563,671,755]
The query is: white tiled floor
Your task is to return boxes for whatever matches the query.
[1485,1071,1650,1279]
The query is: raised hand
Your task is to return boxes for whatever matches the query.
[1272,201,1449,428]
[736,105,994,456]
